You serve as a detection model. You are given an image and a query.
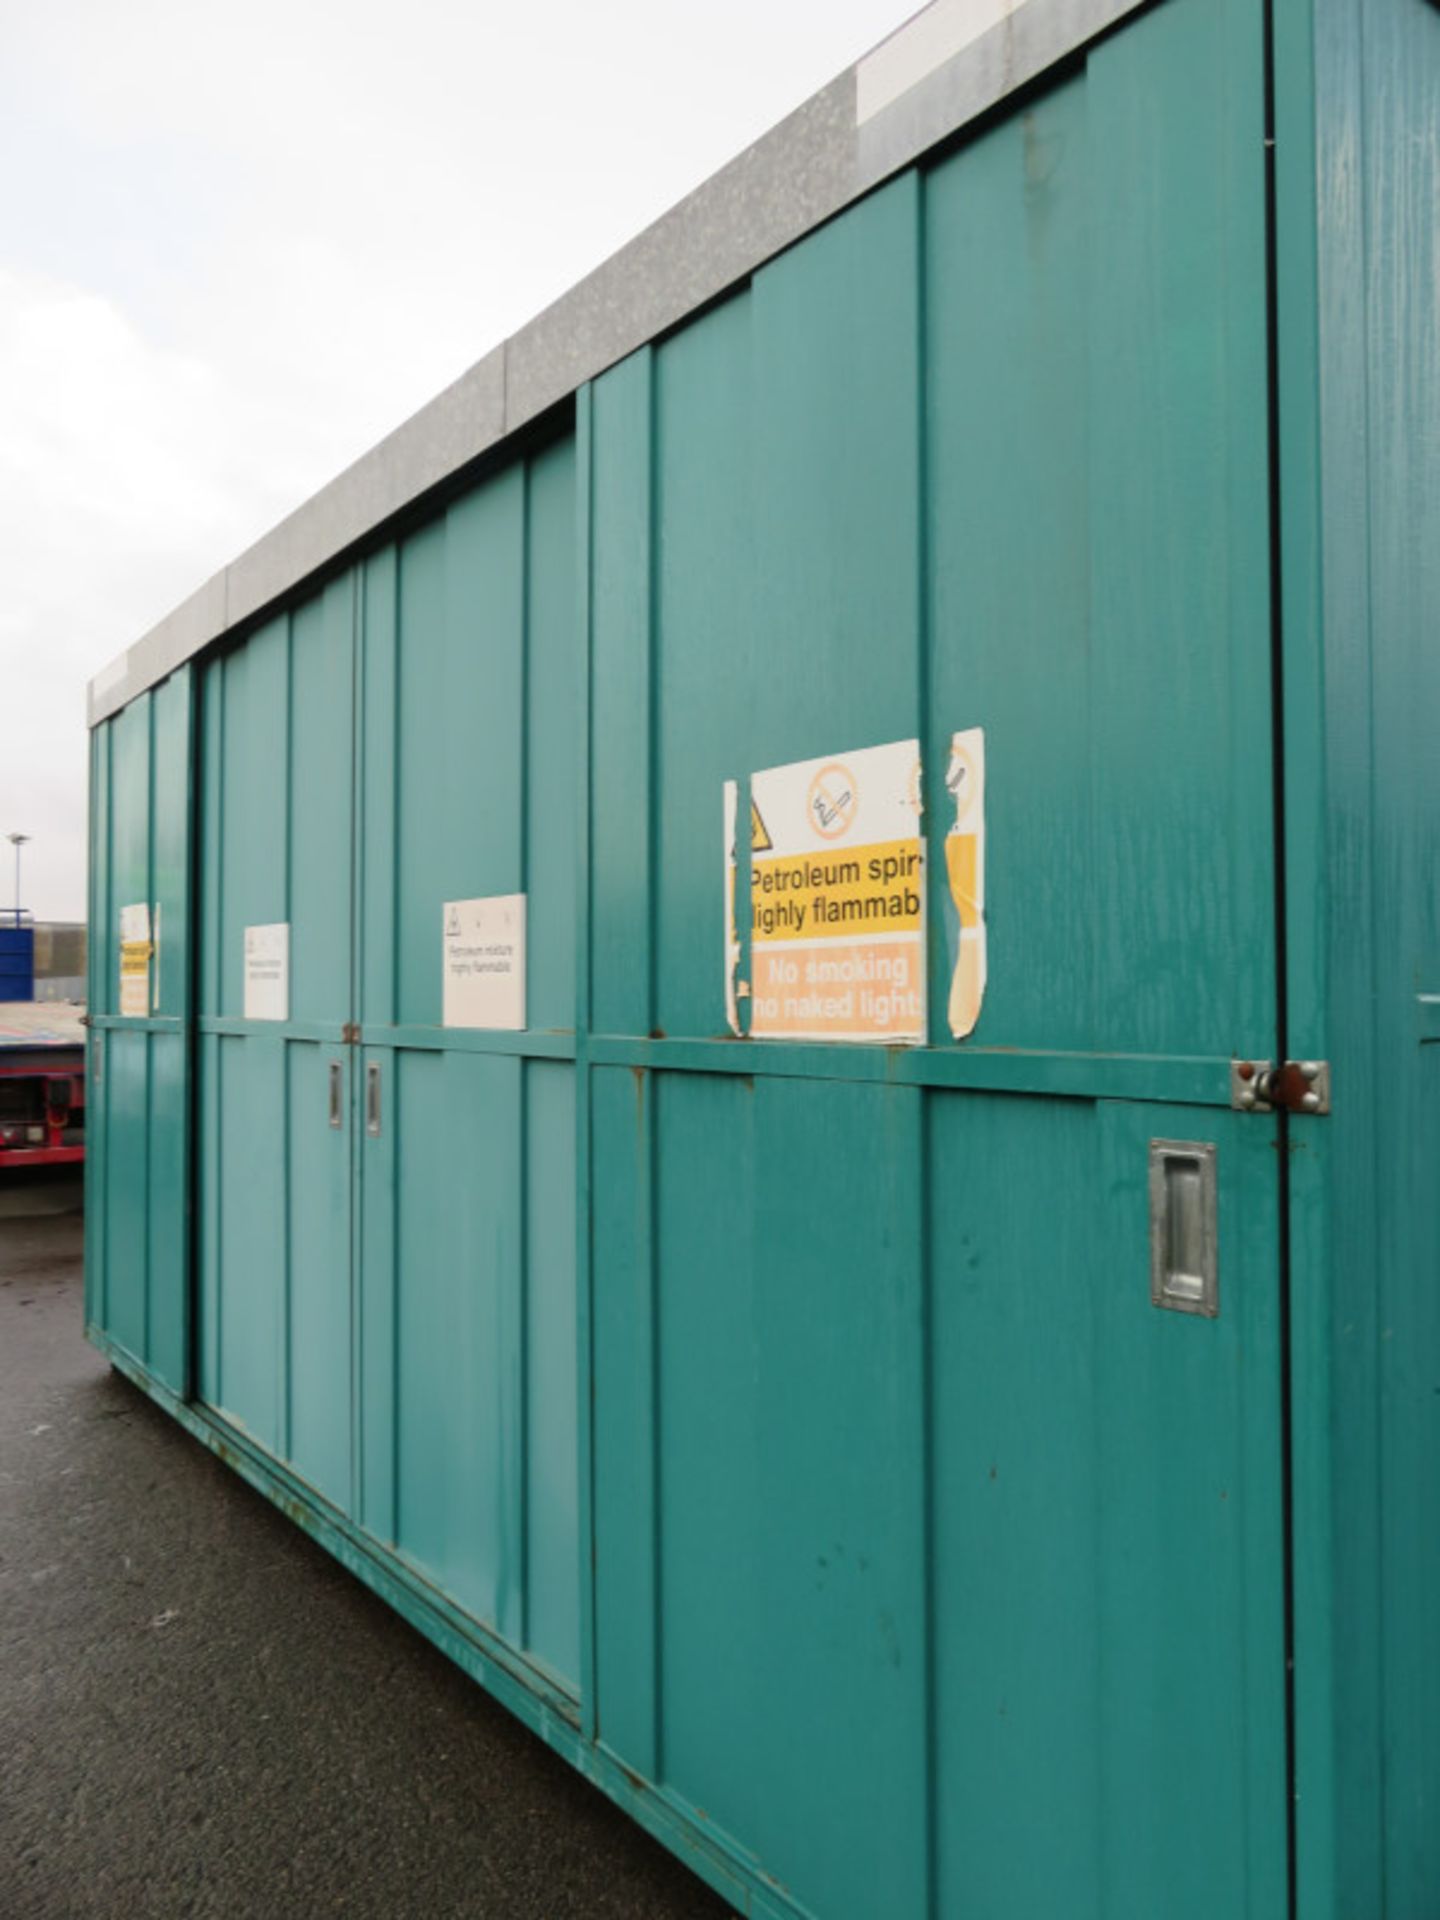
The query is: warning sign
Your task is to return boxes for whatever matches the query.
[944,727,987,1038]
[724,783,743,1035]
[118,903,151,1017]
[443,895,526,1030]
[741,738,926,1044]
[243,923,290,1022]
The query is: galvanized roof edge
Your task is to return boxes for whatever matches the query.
[89,0,1143,727]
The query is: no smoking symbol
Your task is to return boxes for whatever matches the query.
[807,763,858,840]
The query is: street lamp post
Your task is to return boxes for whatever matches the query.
[5,834,30,926]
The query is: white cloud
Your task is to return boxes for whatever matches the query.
[0,0,912,923]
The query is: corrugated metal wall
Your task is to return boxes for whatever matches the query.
[585,7,1284,1911]
[85,4,1288,1911]
[192,442,581,1689]
[85,671,192,1389]
[82,0,1440,1911]
[1274,0,1440,1911]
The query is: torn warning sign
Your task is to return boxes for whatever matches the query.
[943,727,986,1039]
[734,738,926,1044]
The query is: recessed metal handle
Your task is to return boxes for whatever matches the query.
[366,1061,382,1137]
[328,1060,343,1129]
[1149,1140,1218,1317]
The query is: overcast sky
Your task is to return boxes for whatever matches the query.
[0,0,914,924]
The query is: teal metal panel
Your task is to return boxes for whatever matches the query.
[198,660,226,1020]
[392,480,524,1028]
[522,1058,580,1684]
[284,581,354,1507]
[521,442,582,1681]
[196,671,226,1411]
[590,353,655,1039]
[922,74,1091,1052]
[929,1097,1285,1915]
[354,439,580,1688]
[924,0,1273,1063]
[641,178,923,1043]
[585,3,1282,1912]
[197,583,354,1504]
[152,671,192,1019]
[356,554,398,1546]
[1276,0,1440,1910]
[390,1049,523,1633]
[573,382,599,1740]
[215,616,289,1009]
[89,723,113,1018]
[355,1034,397,1544]
[285,1040,351,1509]
[749,176,921,759]
[288,583,353,1023]
[591,1064,658,1773]
[1084,0,1273,1057]
[1275,0,1382,1893]
[102,1028,149,1361]
[146,669,194,1395]
[208,1031,286,1454]
[1364,0,1440,1891]
[357,550,398,1027]
[197,1031,221,1401]
[109,695,151,1010]
[145,1029,188,1392]
[925,8,1271,1059]
[928,1093,1102,1909]
[524,439,578,1033]
[85,646,192,1374]
[652,295,752,1042]
[653,1074,928,1919]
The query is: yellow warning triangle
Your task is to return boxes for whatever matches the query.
[750,800,773,853]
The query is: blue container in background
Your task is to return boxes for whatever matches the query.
[0,916,35,1002]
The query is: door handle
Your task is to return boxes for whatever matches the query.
[366,1061,382,1137]
[1149,1140,1218,1317]
[328,1059,343,1128]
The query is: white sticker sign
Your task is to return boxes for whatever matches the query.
[443,895,526,1030]
[118,902,151,1017]
[735,737,927,1044]
[243,923,290,1022]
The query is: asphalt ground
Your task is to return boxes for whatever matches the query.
[0,1175,732,1920]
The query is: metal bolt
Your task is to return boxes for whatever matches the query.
[1301,1091,1321,1112]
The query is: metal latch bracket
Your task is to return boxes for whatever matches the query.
[1231,1058,1331,1115]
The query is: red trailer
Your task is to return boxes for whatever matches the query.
[0,1004,85,1168]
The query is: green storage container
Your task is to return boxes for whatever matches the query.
[85,0,1440,1911]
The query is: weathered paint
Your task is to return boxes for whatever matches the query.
[1274,0,1440,1914]
[84,0,1440,1913]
